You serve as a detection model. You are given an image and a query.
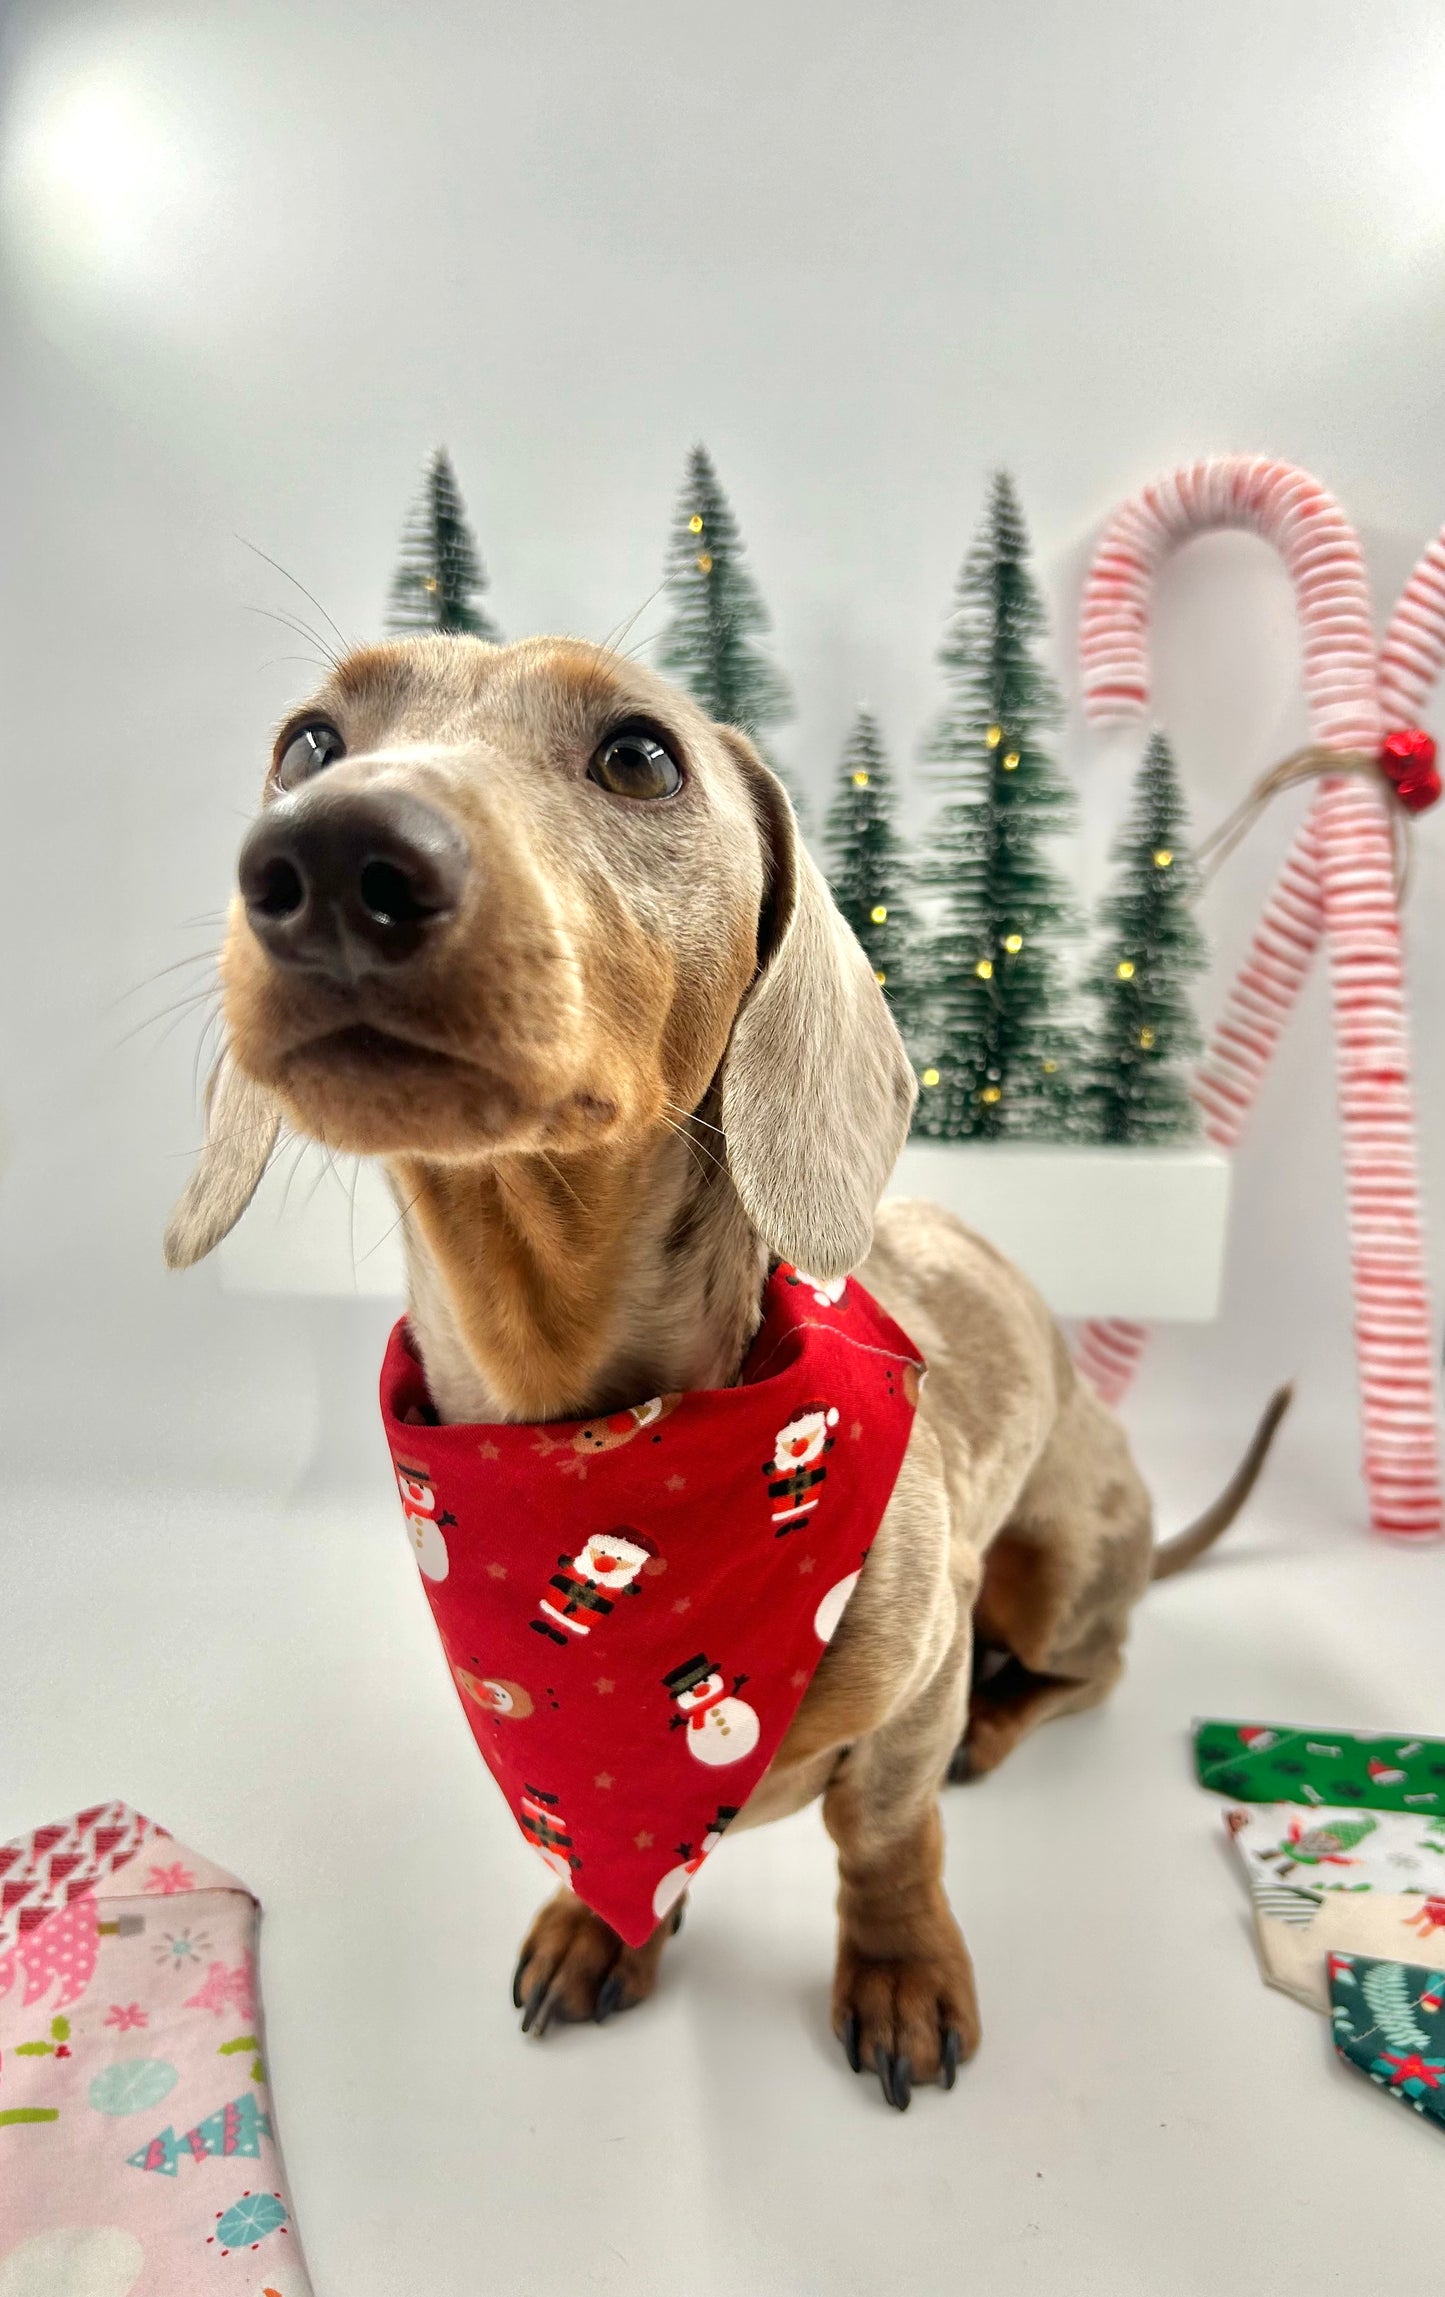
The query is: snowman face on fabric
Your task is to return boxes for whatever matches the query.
[675,1671,726,1713]
[774,1405,839,1468]
[397,1468,436,1515]
[575,1530,652,1588]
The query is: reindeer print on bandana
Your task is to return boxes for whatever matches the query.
[764,1402,840,1533]
[532,1395,681,1477]
[529,1527,663,1646]
[379,1261,924,1946]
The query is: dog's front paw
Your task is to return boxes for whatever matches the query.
[833,1930,980,2110]
[512,1891,680,2038]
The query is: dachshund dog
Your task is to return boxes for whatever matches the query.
[167,635,1286,2110]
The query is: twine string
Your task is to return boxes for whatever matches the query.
[1196,745,1411,898]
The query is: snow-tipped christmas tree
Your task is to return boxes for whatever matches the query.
[386,448,500,640]
[657,445,795,797]
[1079,731,1206,1142]
[822,710,920,1040]
[912,472,1082,1140]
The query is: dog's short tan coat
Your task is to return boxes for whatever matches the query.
[170,635,1282,2108]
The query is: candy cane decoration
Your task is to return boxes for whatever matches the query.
[1075,457,1442,1541]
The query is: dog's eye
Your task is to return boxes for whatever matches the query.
[276,722,346,791]
[588,727,682,801]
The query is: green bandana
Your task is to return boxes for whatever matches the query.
[1194,1721,1445,1815]
[1330,1953,1445,2126]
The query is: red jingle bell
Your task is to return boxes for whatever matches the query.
[1379,727,1442,814]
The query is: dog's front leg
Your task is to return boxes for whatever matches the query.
[513,1893,682,2037]
[823,1632,980,2111]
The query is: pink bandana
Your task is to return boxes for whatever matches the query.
[380,1265,923,1945]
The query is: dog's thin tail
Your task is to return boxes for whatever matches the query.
[1150,1384,1294,1582]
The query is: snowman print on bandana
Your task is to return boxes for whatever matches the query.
[394,1457,455,1582]
[530,1526,662,1646]
[651,1805,741,1921]
[764,1402,840,1534]
[663,1655,761,1767]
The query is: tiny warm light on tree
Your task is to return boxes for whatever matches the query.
[921,1067,940,1087]
[658,444,795,804]
[822,709,920,1041]
[913,473,1083,1141]
[387,447,500,640]
[1081,730,1207,1143]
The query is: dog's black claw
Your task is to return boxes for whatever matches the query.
[594,1972,624,2024]
[511,1953,529,2011]
[946,1740,974,1785]
[940,2027,962,2090]
[520,1979,550,2036]
[892,2055,913,2111]
[841,2013,862,2073]
[874,2041,909,2111]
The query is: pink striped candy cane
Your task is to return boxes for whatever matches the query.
[1074,456,1442,1541]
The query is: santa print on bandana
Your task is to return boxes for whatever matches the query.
[380,1261,924,1947]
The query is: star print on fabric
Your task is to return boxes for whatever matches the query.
[634,1831,654,1850]
[144,1861,196,1896]
[672,1597,692,1615]
[797,1556,816,1575]
[790,1670,811,1690]
[664,1474,687,1492]
[595,1677,616,1695]
[849,1420,864,1441]
[477,1439,500,1461]
[183,1957,256,2019]
[485,1562,508,1581]
[595,1773,614,1791]
[105,2002,148,2031]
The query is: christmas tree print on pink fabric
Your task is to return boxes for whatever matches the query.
[183,1957,255,2019]
[128,2090,272,2175]
[0,1891,100,2010]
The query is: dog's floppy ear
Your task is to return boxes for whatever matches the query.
[717,730,917,1280]
[163,1049,281,1269]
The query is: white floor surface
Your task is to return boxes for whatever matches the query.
[4,1413,1443,2297]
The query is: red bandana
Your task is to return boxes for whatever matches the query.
[379,1266,924,1945]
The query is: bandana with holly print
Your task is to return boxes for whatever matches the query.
[380,1264,924,1945]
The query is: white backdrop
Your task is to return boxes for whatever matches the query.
[5,10,1445,2291]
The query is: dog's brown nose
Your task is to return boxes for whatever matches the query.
[238,787,468,980]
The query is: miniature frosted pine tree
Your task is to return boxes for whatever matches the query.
[657,445,795,801]
[386,448,500,640]
[912,472,1082,1140]
[822,710,920,1040]
[1080,732,1207,1142]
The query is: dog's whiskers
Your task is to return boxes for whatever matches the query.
[235,535,352,655]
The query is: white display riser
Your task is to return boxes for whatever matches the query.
[218,1139,1230,1323]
